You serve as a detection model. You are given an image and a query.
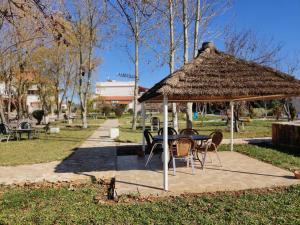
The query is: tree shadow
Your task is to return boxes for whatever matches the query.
[55,146,117,173]
[249,142,300,157]
[54,144,162,174]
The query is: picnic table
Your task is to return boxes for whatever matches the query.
[12,128,36,140]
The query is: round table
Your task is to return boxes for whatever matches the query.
[153,134,210,142]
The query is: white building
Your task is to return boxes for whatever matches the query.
[94,80,147,109]
[26,84,41,113]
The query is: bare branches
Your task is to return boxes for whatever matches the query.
[224,28,283,66]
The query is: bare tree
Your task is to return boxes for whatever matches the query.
[70,0,107,128]
[108,0,160,130]
[224,28,283,66]
[224,28,284,130]
[168,0,179,131]
[181,0,193,128]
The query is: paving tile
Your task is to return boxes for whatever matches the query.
[115,152,299,197]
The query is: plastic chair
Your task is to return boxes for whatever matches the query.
[157,127,177,136]
[0,123,15,142]
[18,121,32,129]
[170,137,195,175]
[196,130,223,169]
[144,129,162,167]
[179,128,199,135]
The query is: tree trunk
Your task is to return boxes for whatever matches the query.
[132,8,139,131]
[78,41,86,128]
[193,0,201,58]
[283,99,291,121]
[169,0,178,131]
[55,80,60,120]
[0,96,6,124]
[182,0,193,128]
[7,73,12,121]
[234,104,240,132]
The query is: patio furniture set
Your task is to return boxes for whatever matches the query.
[0,121,50,142]
[144,127,223,175]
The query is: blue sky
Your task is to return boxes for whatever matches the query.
[95,0,300,88]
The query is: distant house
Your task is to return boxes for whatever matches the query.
[0,82,41,113]
[26,85,41,113]
[94,80,147,110]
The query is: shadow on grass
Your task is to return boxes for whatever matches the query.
[248,142,300,158]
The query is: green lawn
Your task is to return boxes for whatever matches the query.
[0,119,105,166]
[118,114,276,143]
[219,144,300,171]
[0,183,299,224]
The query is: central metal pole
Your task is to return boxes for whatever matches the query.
[141,102,146,154]
[163,95,169,191]
[230,101,234,151]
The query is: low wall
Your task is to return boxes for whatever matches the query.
[272,122,300,148]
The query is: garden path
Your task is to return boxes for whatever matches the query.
[0,119,119,185]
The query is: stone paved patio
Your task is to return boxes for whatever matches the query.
[115,151,299,197]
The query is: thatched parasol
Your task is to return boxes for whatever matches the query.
[139,42,300,103]
[139,42,300,192]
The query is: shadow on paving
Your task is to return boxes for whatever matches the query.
[55,146,117,173]
[54,145,160,174]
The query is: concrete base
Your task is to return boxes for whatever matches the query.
[115,151,299,197]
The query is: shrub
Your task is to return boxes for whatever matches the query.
[102,104,112,117]
[113,104,126,117]
[252,108,266,118]
[127,108,134,115]
[32,110,44,125]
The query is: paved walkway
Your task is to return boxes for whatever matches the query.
[115,152,299,197]
[0,119,119,185]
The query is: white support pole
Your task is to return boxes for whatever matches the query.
[163,95,169,191]
[230,101,234,151]
[141,102,146,154]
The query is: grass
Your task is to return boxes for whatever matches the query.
[219,144,300,171]
[0,119,105,166]
[117,114,275,143]
[0,183,299,224]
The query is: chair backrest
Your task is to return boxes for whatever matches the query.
[174,138,193,157]
[180,128,199,135]
[143,129,153,147]
[0,123,9,135]
[209,130,223,148]
[158,127,178,136]
[150,117,160,126]
[19,121,31,130]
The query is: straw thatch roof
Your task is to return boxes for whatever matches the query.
[139,42,300,103]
